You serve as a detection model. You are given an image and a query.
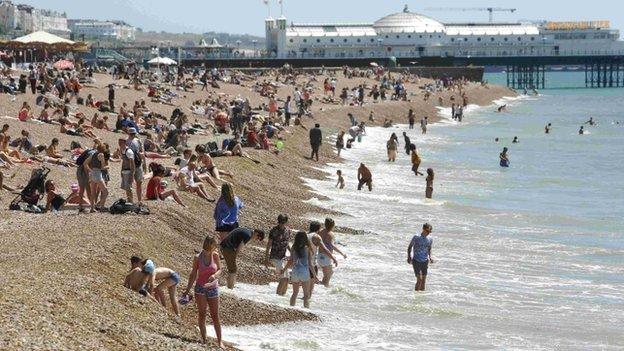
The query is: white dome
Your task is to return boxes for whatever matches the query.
[374,11,446,33]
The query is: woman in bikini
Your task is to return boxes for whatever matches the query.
[182,236,224,348]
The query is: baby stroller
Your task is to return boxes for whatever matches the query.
[9,166,50,213]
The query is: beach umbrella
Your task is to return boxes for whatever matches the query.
[53,59,74,70]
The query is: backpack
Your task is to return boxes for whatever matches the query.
[205,141,218,153]
[127,140,143,167]
[75,149,95,166]
[110,199,151,215]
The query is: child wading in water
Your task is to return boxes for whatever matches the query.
[285,231,317,308]
[336,170,345,189]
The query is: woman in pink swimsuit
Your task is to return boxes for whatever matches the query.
[183,236,223,348]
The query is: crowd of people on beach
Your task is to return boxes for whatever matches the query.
[0,58,477,348]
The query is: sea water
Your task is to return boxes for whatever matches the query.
[223,73,624,350]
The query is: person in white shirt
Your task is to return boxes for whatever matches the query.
[177,162,213,202]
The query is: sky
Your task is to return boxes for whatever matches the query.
[17,0,624,36]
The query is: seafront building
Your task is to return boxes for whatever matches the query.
[68,19,137,42]
[265,5,624,59]
[0,0,69,38]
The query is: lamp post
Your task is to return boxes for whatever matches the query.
[252,39,258,57]
[377,38,383,58]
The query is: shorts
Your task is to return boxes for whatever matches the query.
[169,272,180,285]
[121,170,133,190]
[271,258,289,279]
[76,167,88,188]
[290,265,311,283]
[221,247,237,273]
[317,253,332,268]
[89,168,103,183]
[216,222,239,233]
[194,284,219,299]
[412,260,429,276]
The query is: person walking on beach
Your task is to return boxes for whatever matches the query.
[408,109,415,129]
[407,223,434,291]
[500,147,510,167]
[220,227,265,289]
[285,231,317,308]
[214,183,244,241]
[403,132,411,156]
[420,117,428,134]
[265,214,292,296]
[411,144,424,176]
[318,218,347,287]
[425,168,434,199]
[182,236,224,348]
[357,163,373,191]
[309,123,322,161]
[387,133,398,162]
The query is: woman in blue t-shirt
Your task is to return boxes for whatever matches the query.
[214,183,243,240]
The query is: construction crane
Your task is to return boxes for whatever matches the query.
[425,7,517,23]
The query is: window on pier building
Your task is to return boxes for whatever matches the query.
[504,37,508,41]
[343,38,348,43]
[316,39,321,43]
[357,38,361,43]
[491,37,495,42]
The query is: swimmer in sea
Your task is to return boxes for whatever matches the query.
[545,123,551,134]
[425,168,434,199]
[512,136,519,143]
[579,126,585,135]
[500,147,510,167]
[497,105,507,113]
[336,170,345,189]
[495,137,499,142]
[357,163,372,191]
[584,117,596,126]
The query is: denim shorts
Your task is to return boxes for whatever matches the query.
[290,265,311,283]
[194,284,219,299]
[317,253,332,268]
[90,168,103,182]
[271,258,289,278]
[169,272,180,285]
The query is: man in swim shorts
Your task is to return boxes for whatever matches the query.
[357,163,372,191]
[407,223,434,291]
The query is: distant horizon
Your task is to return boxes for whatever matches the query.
[12,1,624,38]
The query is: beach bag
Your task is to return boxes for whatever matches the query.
[109,199,139,215]
[205,141,218,153]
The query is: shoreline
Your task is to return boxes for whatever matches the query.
[0,70,515,350]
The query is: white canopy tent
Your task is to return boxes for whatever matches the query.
[12,31,75,45]
[147,57,178,65]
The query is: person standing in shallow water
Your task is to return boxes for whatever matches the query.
[387,133,398,162]
[403,132,411,156]
[408,109,415,129]
[411,144,424,176]
[500,147,510,167]
[285,231,317,308]
[407,223,434,291]
[425,168,434,199]
[357,163,373,191]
